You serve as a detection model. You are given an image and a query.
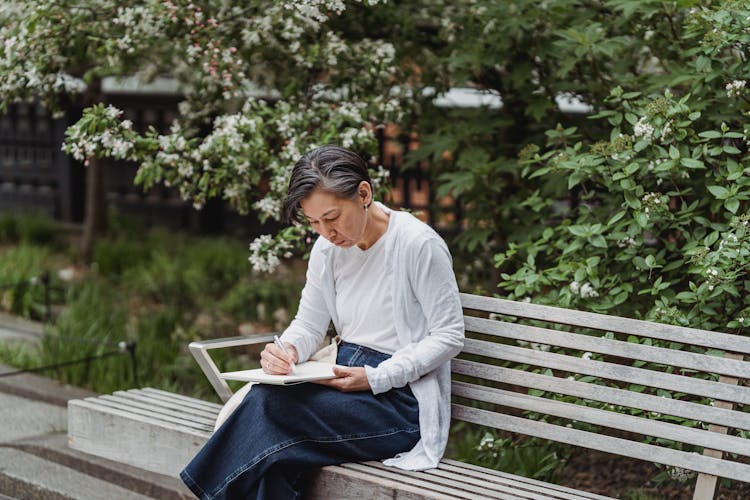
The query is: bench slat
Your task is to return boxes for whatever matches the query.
[99,394,217,427]
[451,382,750,457]
[339,463,497,499]
[309,465,458,500]
[460,294,750,354]
[438,460,611,500]
[464,316,749,379]
[139,388,223,411]
[112,391,220,420]
[452,404,750,482]
[362,461,605,500]
[90,396,215,432]
[452,359,750,431]
[462,339,750,404]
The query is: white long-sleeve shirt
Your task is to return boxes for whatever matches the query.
[280,203,465,470]
[334,212,400,354]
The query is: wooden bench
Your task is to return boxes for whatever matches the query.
[68,293,750,499]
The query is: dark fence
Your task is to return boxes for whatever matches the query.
[0,101,82,222]
[0,97,457,237]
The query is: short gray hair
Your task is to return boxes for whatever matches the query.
[283,145,372,224]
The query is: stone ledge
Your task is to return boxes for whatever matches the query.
[0,363,97,407]
[0,447,153,500]
[6,433,192,500]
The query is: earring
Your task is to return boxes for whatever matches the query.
[364,204,368,214]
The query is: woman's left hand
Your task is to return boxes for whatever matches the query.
[314,366,371,392]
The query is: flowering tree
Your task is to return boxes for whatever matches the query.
[483,2,750,336]
[0,0,402,259]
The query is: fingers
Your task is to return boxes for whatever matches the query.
[260,342,294,374]
[313,367,370,392]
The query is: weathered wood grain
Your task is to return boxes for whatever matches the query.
[451,359,749,430]
[451,382,750,457]
[463,316,750,379]
[460,293,750,354]
[693,352,745,500]
[452,404,750,482]
[438,459,610,500]
[462,338,750,404]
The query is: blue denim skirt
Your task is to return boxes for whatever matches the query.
[180,342,420,500]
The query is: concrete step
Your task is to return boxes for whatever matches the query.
[7,433,192,499]
[68,388,218,477]
[0,364,97,407]
[0,447,154,500]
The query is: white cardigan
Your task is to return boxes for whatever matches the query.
[280,203,465,470]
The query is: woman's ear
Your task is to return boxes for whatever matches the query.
[358,180,371,206]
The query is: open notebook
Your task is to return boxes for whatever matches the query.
[220,361,337,385]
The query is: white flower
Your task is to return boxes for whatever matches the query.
[726,80,746,98]
[667,466,696,483]
[634,117,654,139]
[580,282,599,298]
[582,351,593,360]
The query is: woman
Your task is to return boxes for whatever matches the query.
[180,145,465,499]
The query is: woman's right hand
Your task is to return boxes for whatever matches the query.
[260,341,298,375]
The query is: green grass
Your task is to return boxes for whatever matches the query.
[0,212,305,400]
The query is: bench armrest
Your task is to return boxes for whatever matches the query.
[189,334,276,403]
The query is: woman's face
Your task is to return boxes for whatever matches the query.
[300,187,368,248]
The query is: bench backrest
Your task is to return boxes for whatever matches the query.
[453,293,750,495]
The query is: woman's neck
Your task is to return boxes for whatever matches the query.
[358,204,390,250]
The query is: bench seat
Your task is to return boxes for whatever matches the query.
[68,388,610,499]
[68,293,750,498]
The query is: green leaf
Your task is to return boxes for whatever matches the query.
[707,185,730,199]
[725,198,740,213]
[590,235,607,248]
[528,166,552,179]
[680,158,704,169]
[568,171,585,190]
[569,225,589,237]
[696,55,710,72]
[574,268,587,282]
[636,212,649,227]
[608,210,626,225]
[698,131,722,139]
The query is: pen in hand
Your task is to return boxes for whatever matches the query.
[273,335,296,374]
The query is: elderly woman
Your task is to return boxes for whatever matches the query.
[180,145,464,499]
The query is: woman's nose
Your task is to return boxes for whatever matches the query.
[319,222,335,238]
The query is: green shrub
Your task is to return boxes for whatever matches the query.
[39,280,131,392]
[220,278,303,325]
[0,212,61,246]
[0,212,18,242]
[0,224,305,398]
[0,245,58,319]
[92,237,150,277]
[447,422,567,483]
[180,236,253,295]
[17,213,60,246]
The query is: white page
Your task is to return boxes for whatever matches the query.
[220,361,337,385]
